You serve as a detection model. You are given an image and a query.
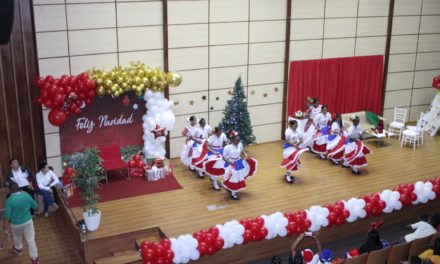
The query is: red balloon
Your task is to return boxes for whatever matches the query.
[65,86,73,94]
[209,226,219,237]
[34,96,43,105]
[343,209,350,218]
[48,109,67,126]
[45,75,55,83]
[207,246,215,255]
[243,229,252,244]
[160,239,171,250]
[251,222,260,232]
[140,241,150,252]
[214,237,224,250]
[163,249,174,261]
[144,249,155,261]
[85,98,93,105]
[328,212,336,224]
[43,99,54,109]
[298,210,307,218]
[128,160,136,168]
[155,257,165,264]
[304,219,312,228]
[35,76,44,86]
[71,105,82,116]
[134,154,142,162]
[198,242,208,256]
[155,244,165,257]
[410,193,417,201]
[86,79,96,90]
[52,93,66,107]
[87,89,96,98]
[260,227,268,239]
[255,217,265,228]
[136,161,144,168]
[379,200,386,209]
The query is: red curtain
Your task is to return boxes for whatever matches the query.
[287,55,384,117]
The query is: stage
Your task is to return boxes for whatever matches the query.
[66,136,440,263]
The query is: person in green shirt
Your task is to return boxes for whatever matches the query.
[3,182,39,264]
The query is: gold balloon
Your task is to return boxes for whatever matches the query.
[136,69,145,77]
[96,78,103,85]
[105,79,113,87]
[142,77,150,88]
[167,72,182,87]
[116,76,124,84]
[150,76,158,85]
[157,81,165,89]
[121,82,128,89]
[134,76,142,86]
[97,86,105,96]
[144,68,152,77]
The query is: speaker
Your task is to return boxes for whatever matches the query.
[0,0,14,45]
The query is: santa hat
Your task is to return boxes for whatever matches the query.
[229,130,238,138]
[302,249,314,263]
[346,248,359,259]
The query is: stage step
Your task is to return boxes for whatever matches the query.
[94,249,141,264]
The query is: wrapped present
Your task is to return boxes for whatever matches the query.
[145,166,166,181]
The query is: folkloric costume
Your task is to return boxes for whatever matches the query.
[180,119,198,168]
[203,132,229,190]
[311,112,332,157]
[343,122,371,174]
[280,128,308,177]
[303,105,321,147]
[190,124,212,176]
[326,121,346,164]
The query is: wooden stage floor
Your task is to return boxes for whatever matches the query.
[72,135,440,244]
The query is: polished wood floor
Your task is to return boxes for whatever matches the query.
[74,136,440,241]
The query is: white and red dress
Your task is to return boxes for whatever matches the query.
[190,125,212,173]
[280,128,308,172]
[303,106,321,147]
[344,125,371,169]
[311,112,332,154]
[326,121,346,163]
[203,133,229,177]
[180,123,198,167]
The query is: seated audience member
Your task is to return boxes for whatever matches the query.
[3,182,39,264]
[359,229,383,254]
[36,162,60,217]
[7,158,37,216]
[345,248,360,259]
[419,237,440,264]
[289,232,333,264]
[404,213,438,242]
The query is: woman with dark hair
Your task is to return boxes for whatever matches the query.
[280,119,308,184]
[180,116,198,170]
[311,105,332,159]
[35,162,60,217]
[190,118,212,177]
[343,116,371,175]
[204,127,230,191]
[419,237,440,263]
[359,229,383,254]
[326,114,346,165]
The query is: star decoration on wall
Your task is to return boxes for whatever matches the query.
[215,97,219,101]
[227,90,233,96]
[274,87,279,92]
[250,90,256,95]
[210,107,214,110]
[174,100,180,106]
[201,95,207,101]
[151,124,166,138]
[263,93,268,98]
[189,100,194,106]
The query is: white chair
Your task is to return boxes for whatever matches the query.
[406,112,425,145]
[388,108,408,140]
[401,129,418,150]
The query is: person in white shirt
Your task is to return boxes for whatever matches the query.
[36,162,60,217]
[180,116,198,169]
[404,213,438,242]
[326,114,346,165]
[7,158,37,216]
[302,98,321,148]
[190,118,212,178]
[204,127,230,191]
[311,106,332,159]
[280,120,308,184]
[343,116,371,175]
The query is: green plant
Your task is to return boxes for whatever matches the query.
[70,147,105,214]
[120,145,142,162]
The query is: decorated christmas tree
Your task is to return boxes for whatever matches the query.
[219,77,256,145]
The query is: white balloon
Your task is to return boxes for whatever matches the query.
[190,250,200,261]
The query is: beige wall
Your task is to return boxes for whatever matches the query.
[33,0,440,173]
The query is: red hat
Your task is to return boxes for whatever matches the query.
[302,249,314,262]
[346,248,359,258]
[229,130,238,138]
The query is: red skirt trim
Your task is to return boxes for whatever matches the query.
[192,141,208,166]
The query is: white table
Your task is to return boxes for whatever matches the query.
[366,130,387,147]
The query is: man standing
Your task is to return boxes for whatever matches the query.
[3,182,39,264]
[7,158,37,216]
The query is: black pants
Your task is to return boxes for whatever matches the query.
[20,186,36,215]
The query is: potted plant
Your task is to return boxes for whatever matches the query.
[71,147,105,231]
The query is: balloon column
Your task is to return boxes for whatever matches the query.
[128,154,145,178]
[35,73,96,126]
[34,61,182,127]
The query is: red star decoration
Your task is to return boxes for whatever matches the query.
[150,124,166,138]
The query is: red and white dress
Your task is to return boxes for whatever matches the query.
[303,106,321,147]
[222,143,257,192]
[180,123,198,166]
[344,125,371,169]
[311,112,332,154]
[280,128,308,172]
[203,132,229,177]
[326,121,346,163]
[190,125,212,173]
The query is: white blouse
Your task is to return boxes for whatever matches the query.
[192,125,212,139]
[11,169,30,188]
[183,124,197,137]
[348,125,363,140]
[36,170,60,191]
[285,128,302,144]
[314,112,332,128]
[310,106,321,119]
[207,133,228,148]
[331,121,342,134]
[223,143,243,161]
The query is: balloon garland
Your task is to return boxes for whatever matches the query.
[139,177,440,264]
[432,75,440,90]
[34,61,181,127]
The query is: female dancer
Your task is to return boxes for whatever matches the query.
[311,105,332,159]
[280,119,308,184]
[204,127,230,190]
[180,116,198,170]
[190,118,212,177]
[303,98,321,148]
[326,114,346,165]
[343,116,371,174]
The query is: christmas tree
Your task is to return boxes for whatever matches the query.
[219,77,256,145]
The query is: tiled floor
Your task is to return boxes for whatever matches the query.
[0,212,83,264]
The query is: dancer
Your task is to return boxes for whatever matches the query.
[180,116,198,170]
[326,114,347,165]
[311,105,332,159]
[190,118,212,177]
[204,127,230,191]
[303,98,321,148]
[343,116,371,175]
[280,120,308,184]
[223,131,257,200]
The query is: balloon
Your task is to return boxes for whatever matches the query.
[166,72,182,87]
[48,109,67,126]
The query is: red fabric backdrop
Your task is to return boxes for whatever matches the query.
[287,55,384,116]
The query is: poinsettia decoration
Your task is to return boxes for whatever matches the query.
[150,124,166,138]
